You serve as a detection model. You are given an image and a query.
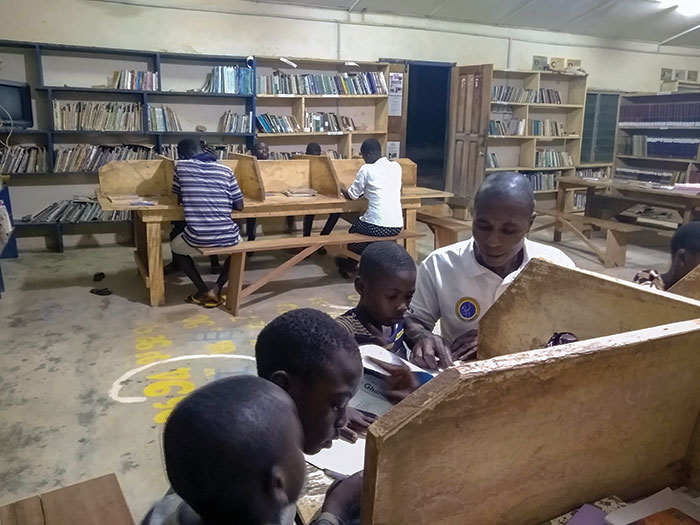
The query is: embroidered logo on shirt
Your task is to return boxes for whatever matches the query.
[455,297,480,322]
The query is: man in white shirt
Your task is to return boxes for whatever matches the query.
[405,171,574,370]
[337,138,404,277]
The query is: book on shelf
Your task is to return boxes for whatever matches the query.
[256,114,302,134]
[256,71,388,96]
[26,198,131,224]
[535,149,573,168]
[147,105,182,132]
[108,70,158,91]
[523,170,560,191]
[52,100,143,132]
[489,119,525,136]
[218,110,253,133]
[304,112,356,133]
[492,86,562,104]
[619,102,700,127]
[622,135,700,159]
[201,65,254,95]
[531,119,566,137]
[53,144,157,173]
[615,167,683,185]
[573,193,586,210]
[0,145,48,173]
[160,143,245,160]
[485,152,500,169]
[577,166,611,179]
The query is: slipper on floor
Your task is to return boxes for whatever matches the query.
[93,272,105,282]
[185,294,224,308]
[90,287,112,296]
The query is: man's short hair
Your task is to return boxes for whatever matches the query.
[360,138,382,157]
[177,138,201,160]
[474,171,535,216]
[256,309,358,381]
[164,376,297,523]
[305,142,322,155]
[359,241,415,283]
[671,221,700,255]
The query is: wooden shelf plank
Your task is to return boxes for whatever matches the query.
[257,94,387,99]
[486,166,576,172]
[38,86,254,98]
[617,155,694,164]
[488,135,581,140]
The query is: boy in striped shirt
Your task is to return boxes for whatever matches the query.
[171,138,244,307]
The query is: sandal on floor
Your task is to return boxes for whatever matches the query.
[90,287,112,296]
[185,294,224,308]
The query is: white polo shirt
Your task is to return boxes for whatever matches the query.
[346,157,403,228]
[409,238,575,345]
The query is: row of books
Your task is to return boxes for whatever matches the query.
[573,193,586,210]
[535,150,574,168]
[160,143,245,160]
[0,145,48,173]
[622,135,700,159]
[147,105,182,132]
[523,171,560,191]
[108,70,159,91]
[492,86,563,104]
[531,119,566,137]
[577,166,611,179]
[615,167,682,184]
[52,101,143,131]
[53,144,157,173]
[256,114,303,134]
[619,102,700,127]
[218,110,253,134]
[304,112,356,133]
[488,119,526,136]
[268,150,345,160]
[256,72,388,96]
[201,66,254,95]
[28,198,131,224]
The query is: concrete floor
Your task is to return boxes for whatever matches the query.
[0,220,671,520]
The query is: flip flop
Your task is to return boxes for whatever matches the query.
[90,287,112,296]
[185,294,224,309]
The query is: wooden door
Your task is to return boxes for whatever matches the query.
[445,64,492,218]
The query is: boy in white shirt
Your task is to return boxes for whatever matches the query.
[405,171,575,370]
[337,138,404,278]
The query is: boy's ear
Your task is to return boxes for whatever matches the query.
[528,211,537,230]
[269,370,291,392]
[268,465,291,509]
[675,248,688,270]
[354,276,365,295]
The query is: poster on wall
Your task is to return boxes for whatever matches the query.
[387,141,400,159]
[388,72,404,117]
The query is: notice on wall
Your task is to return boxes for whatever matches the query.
[387,141,400,159]
[388,72,404,117]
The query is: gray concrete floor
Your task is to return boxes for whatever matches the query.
[0,220,671,520]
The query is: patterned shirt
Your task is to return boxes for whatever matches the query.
[336,307,406,357]
[173,154,243,248]
[633,269,666,290]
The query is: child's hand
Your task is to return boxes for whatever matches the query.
[340,407,377,442]
[322,471,363,522]
[367,356,420,402]
[450,329,478,361]
[365,322,393,347]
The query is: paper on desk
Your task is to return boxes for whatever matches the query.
[604,488,700,524]
[359,344,434,379]
[305,437,365,478]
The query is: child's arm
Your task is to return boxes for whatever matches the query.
[172,167,182,205]
[315,472,363,525]
[344,167,367,200]
[230,173,244,211]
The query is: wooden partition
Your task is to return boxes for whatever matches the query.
[363,317,700,524]
[478,259,700,359]
[669,264,700,301]
[228,154,264,201]
[330,158,417,188]
[99,160,176,201]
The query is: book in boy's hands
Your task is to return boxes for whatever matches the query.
[605,489,700,525]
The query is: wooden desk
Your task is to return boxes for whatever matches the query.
[554,176,700,241]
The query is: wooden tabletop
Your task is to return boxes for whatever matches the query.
[557,176,700,202]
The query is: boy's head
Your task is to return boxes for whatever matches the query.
[252,141,270,160]
[164,376,305,525]
[305,142,322,155]
[360,138,382,164]
[472,172,536,270]
[669,221,700,284]
[177,138,203,160]
[356,241,416,326]
[256,308,362,455]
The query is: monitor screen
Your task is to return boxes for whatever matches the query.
[0,82,33,128]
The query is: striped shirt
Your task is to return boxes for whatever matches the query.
[336,307,406,357]
[173,156,243,247]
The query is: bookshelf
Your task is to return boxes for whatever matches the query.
[614,91,700,185]
[485,69,587,197]
[254,57,389,159]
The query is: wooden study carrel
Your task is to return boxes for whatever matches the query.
[363,260,700,524]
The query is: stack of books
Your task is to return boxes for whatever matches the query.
[492,86,562,104]
[53,144,157,172]
[619,102,700,127]
[0,145,48,173]
[201,66,254,95]
[623,135,700,158]
[147,105,182,132]
[256,72,388,96]
[535,149,573,167]
[304,112,356,133]
[256,114,302,134]
[52,100,143,131]
[109,70,158,91]
[488,119,526,136]
[531,119,566,136]
[218,110,253,133]
[615,167,682,184]
[523,171,559,191]
[27,198,131,223]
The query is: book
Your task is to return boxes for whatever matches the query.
[0,145,48,173]
[492,86,562,104]
[535,150,574,168]
[108,70,158,91]
[218,110,253,133]
[628,508,700,524]
[523,170,560,191]
[619,102,700,128]
[147,105,183,132]
[568,504,607,525]
[304,112,356,132]
[201,65,254,95]
[52,100,143,132]
[256,71,387,96]
[53,144,156,172]
[605,488,700,525]
[27,198,131,223]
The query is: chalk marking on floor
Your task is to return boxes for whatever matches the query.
[109,354,256,404]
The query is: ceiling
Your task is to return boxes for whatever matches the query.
[253,0,700,48]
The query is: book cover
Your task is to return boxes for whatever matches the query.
[628,508,700,524]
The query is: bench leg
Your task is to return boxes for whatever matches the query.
[226,252,246,315]
[404,209,417,260]
[605,229,627,268]
[434,228,458,250]
[146,222,165,306]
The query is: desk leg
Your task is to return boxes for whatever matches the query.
[146,222,165,306]
[404,209,417,260]
[226,252,246,316]
[553,186,567,242]
[682,205,694,225]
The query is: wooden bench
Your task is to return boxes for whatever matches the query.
[534,208,644,267]
[0,473,133,525]
[416,212,472,250]
[200,231,423,315]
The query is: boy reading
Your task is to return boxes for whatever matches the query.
[634,221,700,290]
[171,138,244,307]
[336,138,403,278]
[142,375,306,525]
[405,171,574,370]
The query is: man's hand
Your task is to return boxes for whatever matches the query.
[450,329,478,361]
[340,407,376,442]
[322,471,363,522]
[409,332,452,371]
[367,357,420,402]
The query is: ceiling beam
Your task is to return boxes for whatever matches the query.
[660,21,700,46]
[347,0,361,12]
[428,0,454,18]
[556,0,617,31]
[498,0,542,25]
